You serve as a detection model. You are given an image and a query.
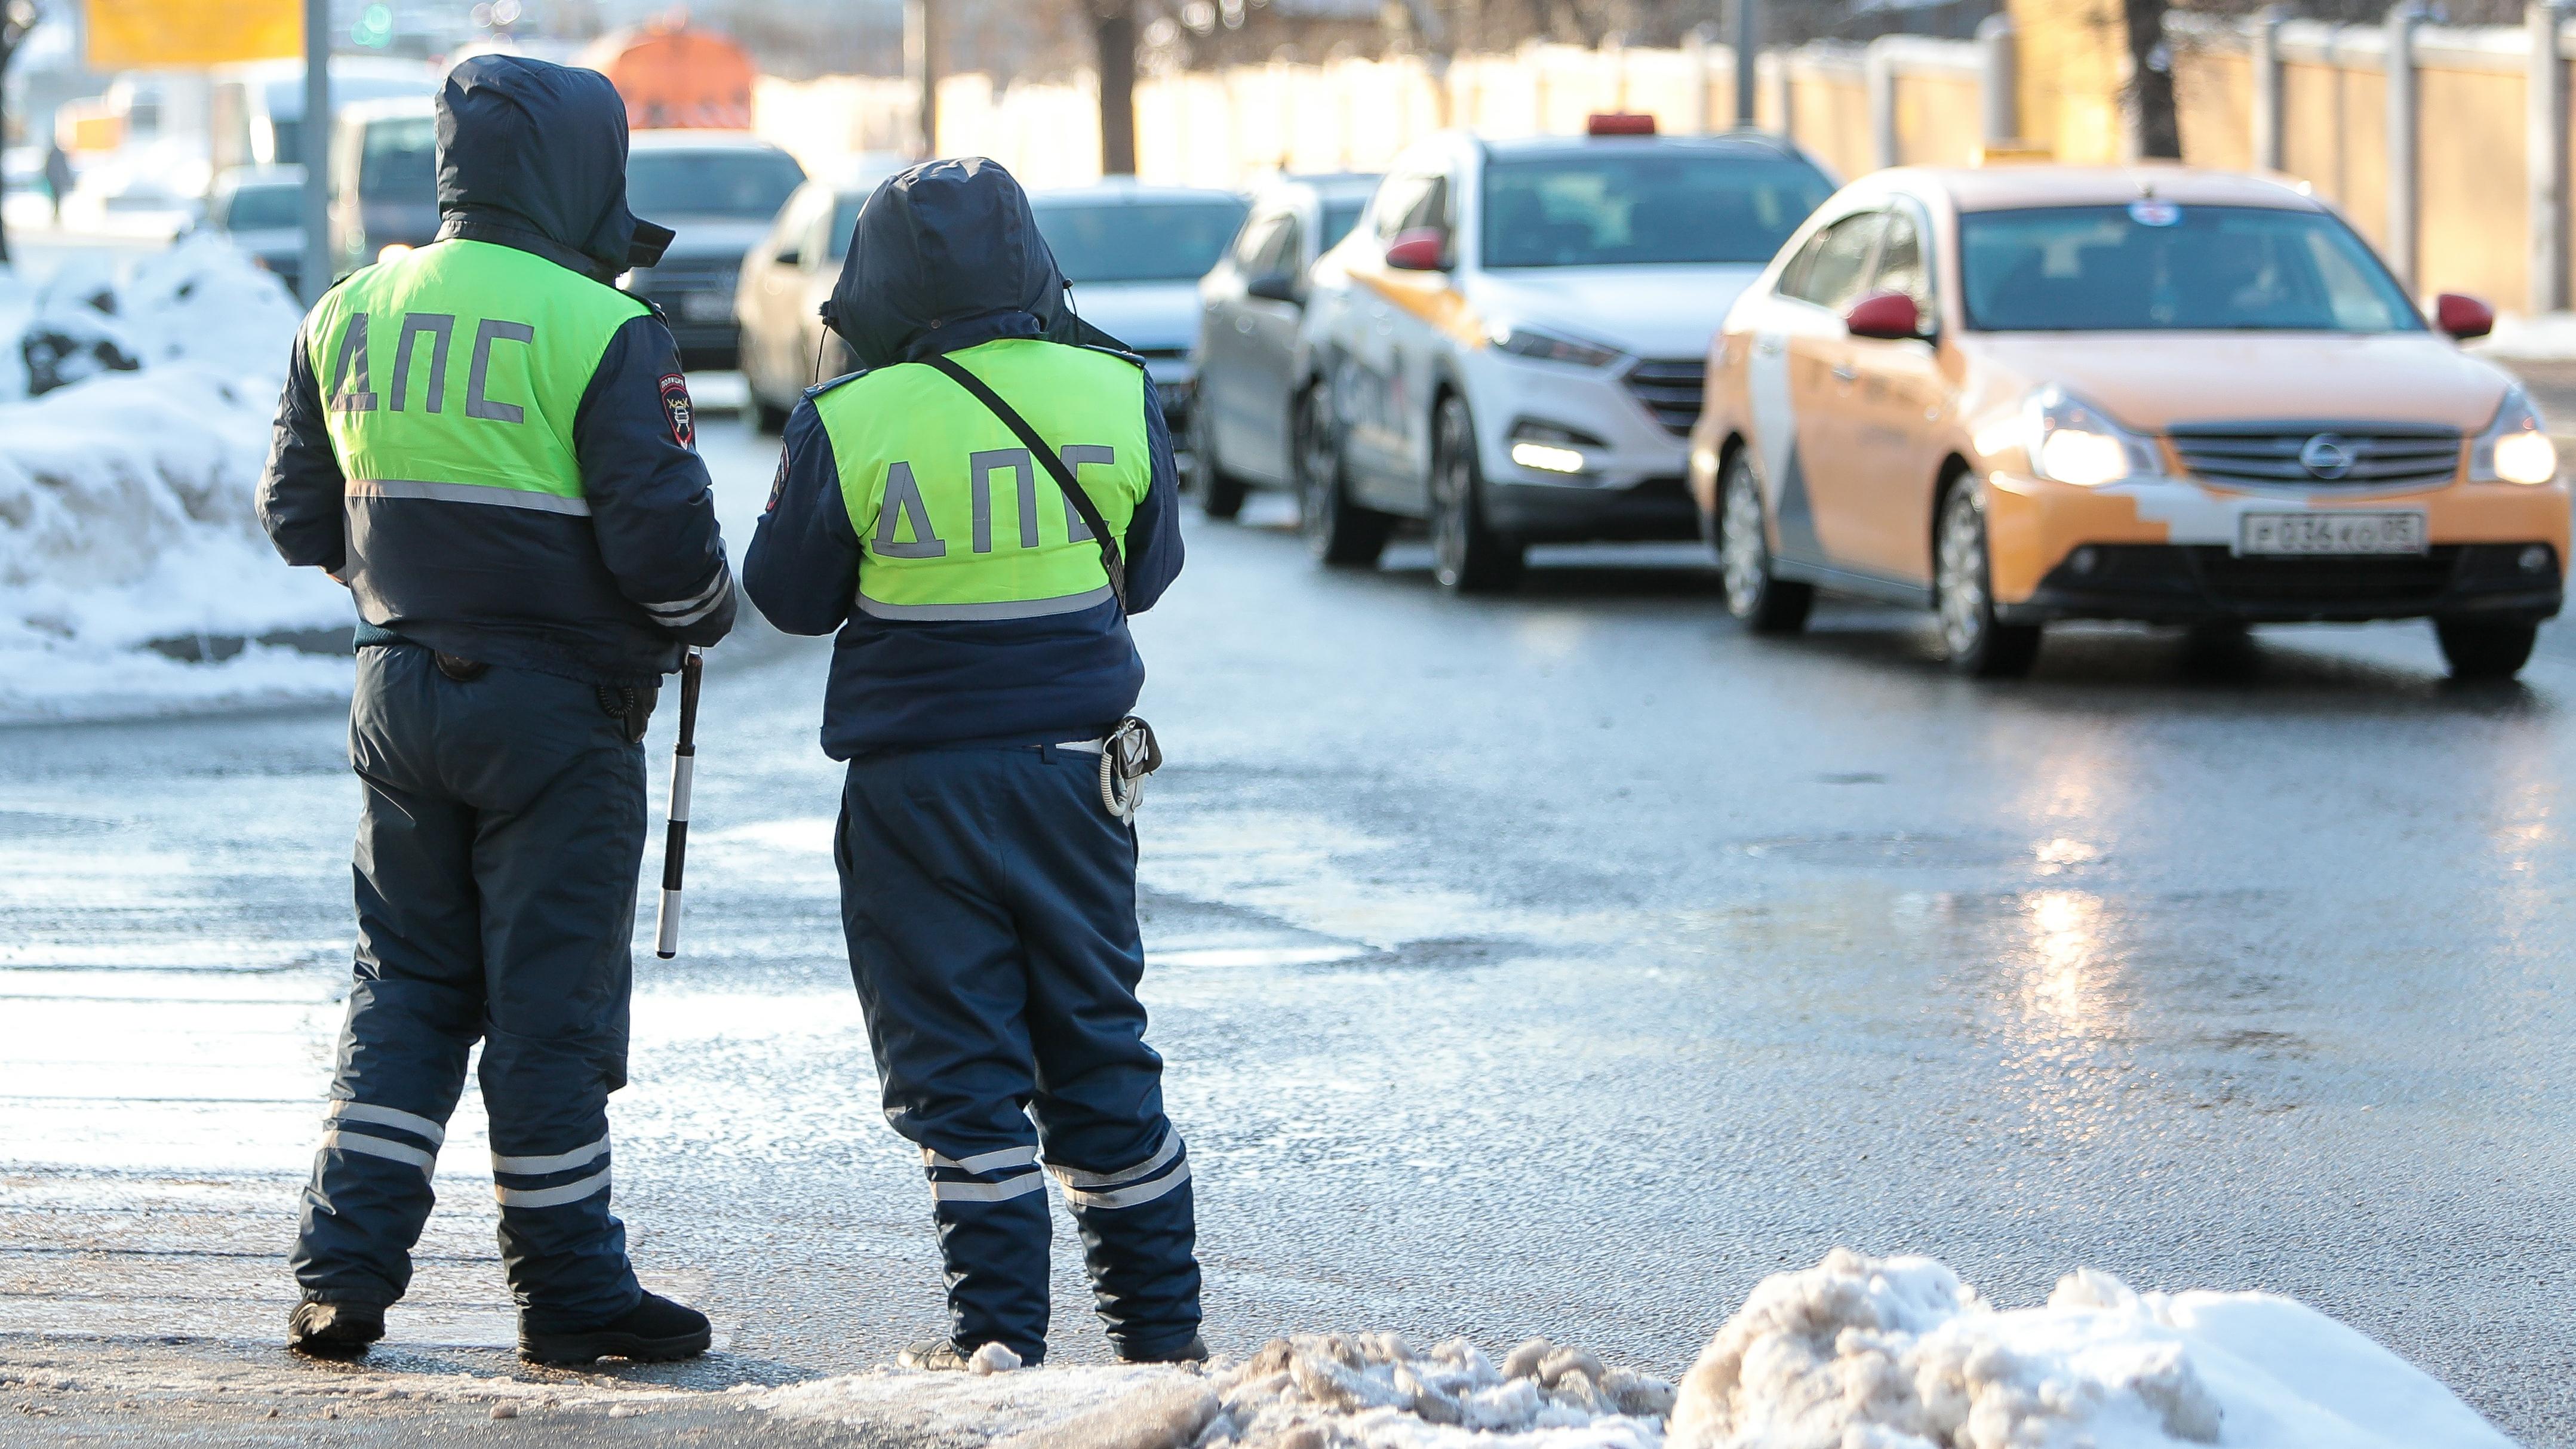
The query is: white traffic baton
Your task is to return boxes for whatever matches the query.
[653,647,703,959]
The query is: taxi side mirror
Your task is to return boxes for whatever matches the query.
[1845,290,1925,341]
[2434,293,2494,342]
[1385,227,1449,271]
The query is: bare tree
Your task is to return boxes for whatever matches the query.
[0,0,39,267]
[1094,0,1139,175]
[2126,0,2182,158]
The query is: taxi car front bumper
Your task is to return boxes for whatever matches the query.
[1985,472,2570,625]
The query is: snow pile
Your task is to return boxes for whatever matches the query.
[755,1363,1218,1448]
[2473,310,2576,364]
[1667,1249,2516,1449]
[1203,1333,1672,1449]
[0,235,352,722]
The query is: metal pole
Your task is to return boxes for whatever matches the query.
[1977,14,2017,147]
[905,0,938,159]
[2530,0,2567,313]
[300,0,331,305]
[2386,2,2419,290]
[2252,6,2285,173]
[1683,26,1713,135]
[1733,0,1759,127]
[1865,40,1897,170]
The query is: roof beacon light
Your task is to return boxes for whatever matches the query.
[1587,112,1657,136]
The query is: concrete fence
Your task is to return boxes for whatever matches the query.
[754,33,2016,194]
[755,7,2576,318]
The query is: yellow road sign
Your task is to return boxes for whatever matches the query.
[85,0,303,69]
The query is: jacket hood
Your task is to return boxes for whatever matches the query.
[434,54,672,279]
[823,156,1118,368]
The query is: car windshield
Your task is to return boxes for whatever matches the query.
[358,116,435,202]
[1960,204,2423,332]
[1034,198,1250,283]
[1321,198,1367,251]
[829,195,865,260]
[628,150,807,219]
[1480,151,1831,268]
[225,183,302,230]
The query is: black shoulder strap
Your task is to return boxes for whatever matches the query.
[923,354,1127,614]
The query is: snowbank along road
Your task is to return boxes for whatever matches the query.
[1,406,2568,1445]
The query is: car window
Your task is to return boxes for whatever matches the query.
[1398,176,1451,236]
[627,149,807,220]
[1372,172,1435,244]
[1959,204,2423,333]
[1229,210,1282,269]
[1870,210,1931,310]
[1780,212,1883,311]
[358,116,435,203]
[1480,151,1833,269]
[1256,214,1304,275]
[1321,198,1367,251]
[1034,198,1250,283]
[826,194,868,263]
[226,184,302,231]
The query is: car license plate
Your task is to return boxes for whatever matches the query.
[680,291,733,322]
[2235,510,2427,556]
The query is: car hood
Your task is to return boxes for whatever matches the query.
[1969,332,2517,433]
[1062,280,1201,353]
[1466,264,1764,361]
[652,216,773,265]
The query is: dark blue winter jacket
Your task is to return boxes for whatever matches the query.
[743,159,1182,759]
[256,55,734,688]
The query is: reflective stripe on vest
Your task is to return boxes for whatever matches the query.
[811,338,1152,622]
[307,239,647,509]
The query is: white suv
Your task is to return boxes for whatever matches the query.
[1298,122,1833,590]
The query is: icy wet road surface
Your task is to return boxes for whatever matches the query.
[4,412,2572,1444]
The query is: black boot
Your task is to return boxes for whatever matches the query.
[1118,1334,1209,1365]
[518,1291,711,1367]
[287,1297,385,1360]
[898,1336,1043,1371]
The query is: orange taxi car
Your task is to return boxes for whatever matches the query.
[1688,165,2570,679]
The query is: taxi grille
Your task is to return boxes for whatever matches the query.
[2166,422,2462,490]
[1623,359,1705,436]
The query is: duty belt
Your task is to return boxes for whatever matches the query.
[1056,716,1161,823]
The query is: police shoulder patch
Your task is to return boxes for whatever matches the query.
[766,448,790,514]
[659,373,695,450]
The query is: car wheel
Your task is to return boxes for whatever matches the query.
[1190,402,1248,521]
[1716,448,1812,635]
[753,396,791,435]
[2433,617,2537,682]
[1296,382,1391,567]
[1934,483,2042,678]
[1429,395,1523,594]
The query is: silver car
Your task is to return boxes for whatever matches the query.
[1191,172,1379,519]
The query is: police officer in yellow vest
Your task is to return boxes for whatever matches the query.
[743,158,1198,1370]
[256,56,734,1365]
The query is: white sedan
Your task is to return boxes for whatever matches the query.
[1296,119,1833,590]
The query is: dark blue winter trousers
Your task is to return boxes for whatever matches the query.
[836,742,1201,1364]
[290,642,648,1334]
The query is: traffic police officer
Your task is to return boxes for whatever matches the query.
[256,55,735,1366]
[743,158,1200,1370]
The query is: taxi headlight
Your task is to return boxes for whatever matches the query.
[2025,386,2161,488]
[1488,322,1624,368]
[2470,386,2557,485]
